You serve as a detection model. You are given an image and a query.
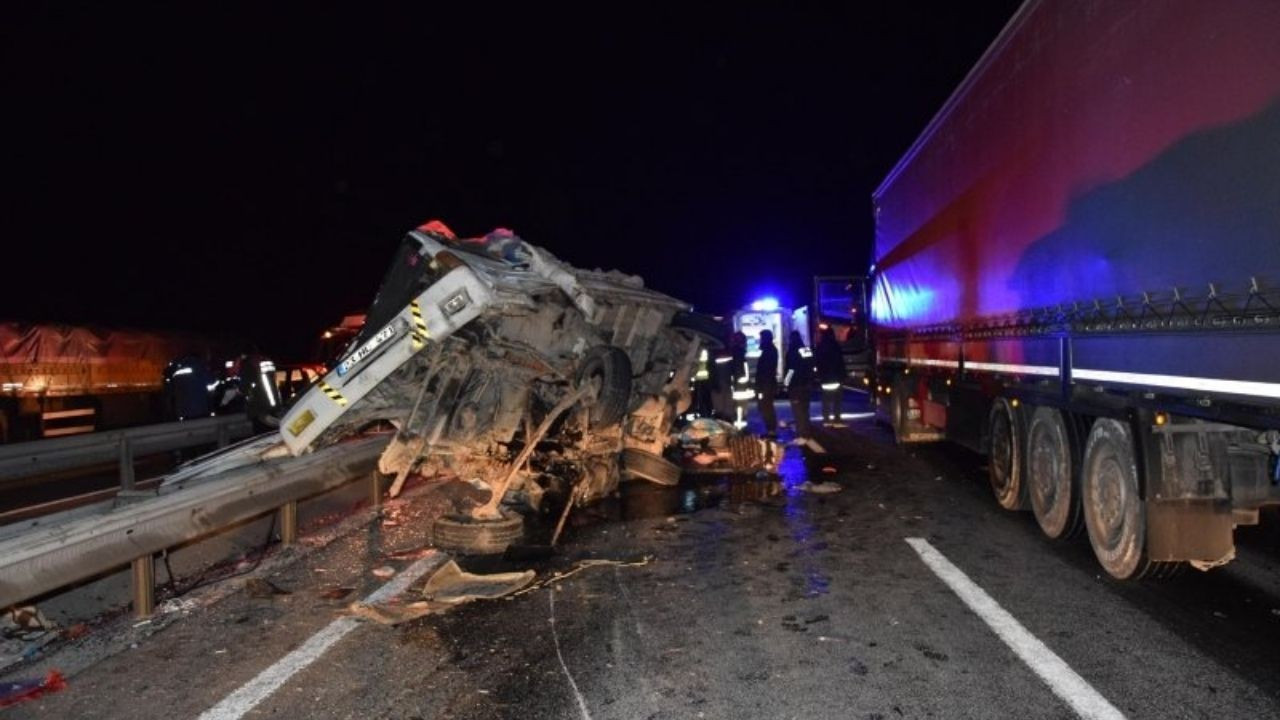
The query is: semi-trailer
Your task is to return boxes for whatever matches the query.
[870,0,1280,578]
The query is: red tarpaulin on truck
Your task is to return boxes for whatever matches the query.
[0,323,216,396]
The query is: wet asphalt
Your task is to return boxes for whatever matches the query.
[10,393,1280,719]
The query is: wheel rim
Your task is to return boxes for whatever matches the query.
[1028,410,1073,538]
[1082,420,1143,579]
[989,403,1019,508]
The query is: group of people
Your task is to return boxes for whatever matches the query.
[705,325,846,445]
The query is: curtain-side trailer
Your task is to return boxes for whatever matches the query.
[870,0,1280,579]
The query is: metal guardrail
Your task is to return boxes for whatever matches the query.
[0,434,385,611]
[0,415,254,484]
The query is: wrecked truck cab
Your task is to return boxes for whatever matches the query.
[280,221,713,553]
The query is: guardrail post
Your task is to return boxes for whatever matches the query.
[119,437,135,491]
[131,555,154,617]
[280,501,298,545]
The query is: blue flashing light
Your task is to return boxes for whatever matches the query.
[750,296,780,312]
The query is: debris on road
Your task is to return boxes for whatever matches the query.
[371,566,396,579]
[422,561,535,604]
[317,586,355,600]
[244,578,291,598]
[0,670,66,708]
[512,555,654,597]
[674,418,783,474]
[349,560,535,626]
[797,480,843,494]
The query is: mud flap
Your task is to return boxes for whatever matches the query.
[1146,500,1235,566]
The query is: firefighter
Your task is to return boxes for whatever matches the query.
[755,329,779,437]
[816,326,846,425]
[709,335,736,421]
[785,330,815,442]
[729,331,752,428]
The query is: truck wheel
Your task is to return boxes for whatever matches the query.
[1026,407,1083,540]
[577,346,632,429]
[621,447,681,486]
[1081,419,1146,579]
[988,398,1027,511]
[889,378,911,445]
[432,513,525,555]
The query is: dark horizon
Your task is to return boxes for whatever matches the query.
[1,3,1021,361]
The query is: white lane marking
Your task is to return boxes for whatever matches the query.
[965,361,1059,376]
[199,552,446,720]
[549,588,593,720]
[905,538,1126,720]
[1072,368,1280,399]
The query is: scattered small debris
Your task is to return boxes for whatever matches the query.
[1212,611,1227,619]
[0,670,66,708]
[821,466,838,474]
[385,546,435,561]
[60,623,89,641]
[371,566,397,579]
[318,587,356,600]
[797,481,842,494]
[244,578,291,598]
[157,598,198,615]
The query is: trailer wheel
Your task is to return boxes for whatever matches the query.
[1026,407,1083,540]
[433,513,525,555]
[988,398,1027,511]
[577,346,632,429]
[1081,419,1147,579]
[889,378,912,445]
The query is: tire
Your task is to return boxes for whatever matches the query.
[577,346,632,428]
[670,311,727,347]
[1026,406,1083,540]
[988,398,1027,511]
[432,513,525,555]
[889,378,911,445]
[1081,419,1146,579]
[621,447,681,486]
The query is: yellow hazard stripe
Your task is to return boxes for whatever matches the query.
[410,300,429,350]
[317,380,348,407]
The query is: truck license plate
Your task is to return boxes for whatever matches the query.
[336,323,397,377]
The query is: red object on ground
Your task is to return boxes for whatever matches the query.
[0,670,68,707]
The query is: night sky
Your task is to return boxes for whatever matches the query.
[2,3,1020,361]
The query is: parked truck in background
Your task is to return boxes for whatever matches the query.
[870,0,1280,579]
[0,323,223,442]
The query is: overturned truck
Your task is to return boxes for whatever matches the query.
[280,221,714,552]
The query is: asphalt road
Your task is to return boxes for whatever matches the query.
[11,395,1280,719]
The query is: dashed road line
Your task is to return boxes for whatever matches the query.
[198,551,447,720]
[549,587,594,720]
[905,538,1126,720]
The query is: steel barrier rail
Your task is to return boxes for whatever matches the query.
[0,434,385,610]
[0,415,254,482]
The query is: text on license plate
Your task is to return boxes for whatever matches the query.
[337,324,397,376]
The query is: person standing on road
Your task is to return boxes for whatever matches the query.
[755,329,779,437]
[784,330,815,443]
[816,326,846,425]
